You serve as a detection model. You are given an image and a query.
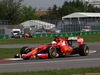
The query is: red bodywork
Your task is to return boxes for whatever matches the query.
[21,37,84,59]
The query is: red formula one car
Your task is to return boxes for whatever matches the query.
[14,37,89,60]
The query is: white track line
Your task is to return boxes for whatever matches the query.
[89,50,97,54]
[0,57,100,66]
[0,58,23,61]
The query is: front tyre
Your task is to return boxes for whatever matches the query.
[14,54,20,58]
[20,46,32,60]
[78,44,89,56]
[46,46,56,58]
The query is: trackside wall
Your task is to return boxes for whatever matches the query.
[0,31,99,39]
[33,31,100,38]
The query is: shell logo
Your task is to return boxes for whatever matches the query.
[64,48,70,52]
[64,48,67,52]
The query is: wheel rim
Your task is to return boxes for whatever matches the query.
[51,48,56,56]
[52,51,56,56]
[86,49,89,54]
[50,47,56,58]
[84,46,89,55]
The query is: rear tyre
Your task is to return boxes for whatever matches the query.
[46,46,56,58]
[78,44,89,56]
[20,46,32,60]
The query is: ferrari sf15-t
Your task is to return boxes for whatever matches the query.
[14,37,89,60]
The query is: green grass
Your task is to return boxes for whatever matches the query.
[81,34,100,42]
[0,34,100,44]
[0,67,100,75]
[0,38,54,44]
[0,48,20,59]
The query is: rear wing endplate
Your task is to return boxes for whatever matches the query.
[66,37,84,45]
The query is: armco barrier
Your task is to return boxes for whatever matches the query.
[0,35,9,39]
[33,31,100,38]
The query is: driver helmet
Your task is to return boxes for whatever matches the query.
[51,41,56,45]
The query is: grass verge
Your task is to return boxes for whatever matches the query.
[0,48,20,59]
[0,37,53,44]
[0,67,100,75]
[0,34,100,44]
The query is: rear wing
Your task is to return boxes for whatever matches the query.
[66,37,84,45]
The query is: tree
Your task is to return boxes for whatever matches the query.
[0,0,39,24]
[0,0,24,24]
[21,6,39,21]
[39,0,100,20]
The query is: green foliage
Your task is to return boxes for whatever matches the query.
[0,0,23,24]
[0,0,39,24]
[1,0,100,24]
[21,6,39,21]
[40,0,100,20]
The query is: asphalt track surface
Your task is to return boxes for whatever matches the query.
[0,43,100,73]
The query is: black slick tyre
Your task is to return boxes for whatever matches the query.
[78,44,89,56]
[46,46,56,58]
[14,54,20,58]
[20,46,32,60]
